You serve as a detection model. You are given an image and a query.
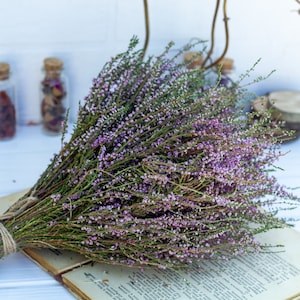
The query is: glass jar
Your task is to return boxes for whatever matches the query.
[218,58,235,87]
[0,63,16,140]
[41,57,67,135]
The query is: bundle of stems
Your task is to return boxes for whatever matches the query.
[0,38,298,269]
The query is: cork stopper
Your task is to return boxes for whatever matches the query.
[184,52,203,69]
[44,57,63,71]
[218,58,234,74]
[0,63,10,80]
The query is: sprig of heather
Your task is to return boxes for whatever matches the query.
[1,37,299,269]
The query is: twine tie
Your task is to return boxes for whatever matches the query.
[0,223,17,256]
[0,193,37,256]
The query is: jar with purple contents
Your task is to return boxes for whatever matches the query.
[0,63,16,140]
[41,57,67,135]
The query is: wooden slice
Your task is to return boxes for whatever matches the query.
[251,93,299,142]
[268,91,300,125]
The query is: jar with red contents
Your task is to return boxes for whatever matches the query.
[0,63,16,140]
[41,57,67,135]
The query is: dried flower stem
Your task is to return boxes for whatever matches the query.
[202,0,230,70]
[142,0,150,59]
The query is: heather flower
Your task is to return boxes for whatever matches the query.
[0,37,298,269]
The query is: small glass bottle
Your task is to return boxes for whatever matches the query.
[0,62,16,140]
[218,57,235,87]
[41,57,67,135]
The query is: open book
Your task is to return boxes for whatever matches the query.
[1,190,300,300]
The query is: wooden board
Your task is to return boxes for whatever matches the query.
[268,91,300,128]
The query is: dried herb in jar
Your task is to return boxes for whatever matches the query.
[0,63,16,140]
[41,58,67,134]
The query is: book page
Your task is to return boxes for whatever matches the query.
[62,228,300,300]
[23,248,91,276]
[0,188,29,214]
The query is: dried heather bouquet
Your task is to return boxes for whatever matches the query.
[0,38,298,269]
